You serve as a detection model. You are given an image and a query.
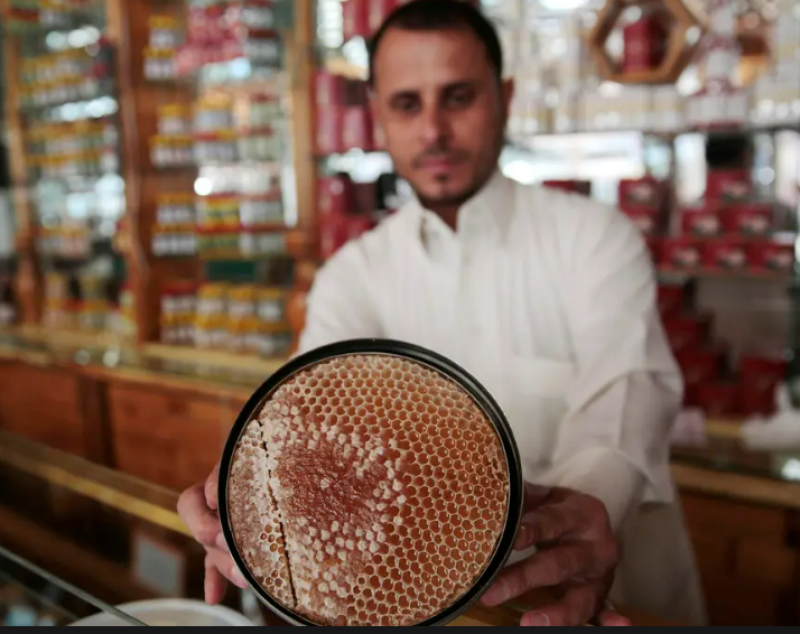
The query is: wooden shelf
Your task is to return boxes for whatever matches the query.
[143,342,287,378]
[658,267,790,281]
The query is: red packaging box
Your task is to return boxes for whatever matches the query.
[748,241,794,272]
[315,71,349,107]
[353,181,379,214]
[345,214,376,241]
[660,238,702,269]
[318,214,376,260]
[342,106,375,151]
[676,347,725,388]
[663,315,712,353]
[315,106,345,154]
[657,285,685,320]
[543,180,591,196]
[368,0,401,33]
[645,237,661,263]
[342,0,370,41]
[318,216,349,260]
[318,175,355,218]
[618,177,665,210]
[701,238,748,270]
[722,204,773,237]
[696,381,741,417]
[706,169,752,203]
[738,355,784,416]
[621,207,662,237]
[622,15,669,73]
[681,206,721,237]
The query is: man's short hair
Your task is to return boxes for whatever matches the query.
[367,0,503,87]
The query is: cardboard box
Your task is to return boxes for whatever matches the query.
[681,206,722,238]
[701,238,748,270]
[706,169,752,203]
[722,204,773,237]
[664,315,713,354]
[660,238,702,269]
[696,381,741,417]
[619,177,666,210]
[747,241,794,272]
[318,175,355,218]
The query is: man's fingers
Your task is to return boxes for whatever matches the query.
[522,483,554,512]
[520,583,599,627]
[515,503,575,551]
[177,484,221,548]
[596,607,632,627]
[205,547,249,591]
[482,543,592,607]
[205,463,221,512]
[204,554,227,605]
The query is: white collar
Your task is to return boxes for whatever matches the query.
[406,169,514,250]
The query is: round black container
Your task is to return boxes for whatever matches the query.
[218,339,523,627]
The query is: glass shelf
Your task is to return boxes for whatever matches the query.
[0,545,144,627]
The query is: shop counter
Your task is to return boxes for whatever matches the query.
[2,332,800,623]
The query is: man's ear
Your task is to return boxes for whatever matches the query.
[501,77,515,120]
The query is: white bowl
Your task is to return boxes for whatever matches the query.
[69,599,254,627]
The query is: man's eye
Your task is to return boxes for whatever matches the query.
[446,91,473,108]
[393,98,419,114]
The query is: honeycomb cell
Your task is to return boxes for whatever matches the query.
[227,353,510,626]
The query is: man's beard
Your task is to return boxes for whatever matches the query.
[415,175,483,211]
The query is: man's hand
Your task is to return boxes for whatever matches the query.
[177,464,249,604]
[481,483,629,626]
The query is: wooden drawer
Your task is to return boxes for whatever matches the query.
[0,362,89,457]
[682,494,787,544]
[108,383,240,491]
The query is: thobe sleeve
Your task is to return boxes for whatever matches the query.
[538,207,682,531]
[296,242,384,356]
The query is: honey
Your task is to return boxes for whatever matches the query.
[227,353,511,626]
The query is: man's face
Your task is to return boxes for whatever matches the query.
[371,27,513,212]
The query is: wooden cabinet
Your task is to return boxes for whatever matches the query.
[107,382,243,491]
[681,493,800,625]
[0,361,98,458]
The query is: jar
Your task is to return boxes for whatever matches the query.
[197,283,229,317]
[228,285,257,319]
[622,6,669,74]
[158,104,192,135]
[256,287,286,324]
[149,15,180,50]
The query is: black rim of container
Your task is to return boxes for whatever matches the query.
[218,338,524,627]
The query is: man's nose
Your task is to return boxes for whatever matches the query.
[419,105,448,147]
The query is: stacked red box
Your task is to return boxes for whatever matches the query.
[738,356,786,416]
[342,106,375,151]
[318,175,356,219]
[657,284,689,321]
[342,0,370,41]
[701,238,748,270]
[663,314,712,354]
[696,382,741,417]
[543,180,591,196]
[660,238,702,270]
[748,241,794,272]
[316,107,346,154]
[318,214,377,260]
[680,206,721,238]
[722,203,773,238]
[706,169,752,203]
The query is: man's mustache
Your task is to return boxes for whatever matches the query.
[412,148,469,167]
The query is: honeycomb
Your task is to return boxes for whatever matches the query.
[227,353,510,626]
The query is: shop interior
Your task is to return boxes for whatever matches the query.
[0,0,800,626]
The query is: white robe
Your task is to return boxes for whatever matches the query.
[297,171,707,625]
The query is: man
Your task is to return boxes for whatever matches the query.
[179,0,705,626]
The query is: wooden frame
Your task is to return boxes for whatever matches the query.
[585,0,709,85]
